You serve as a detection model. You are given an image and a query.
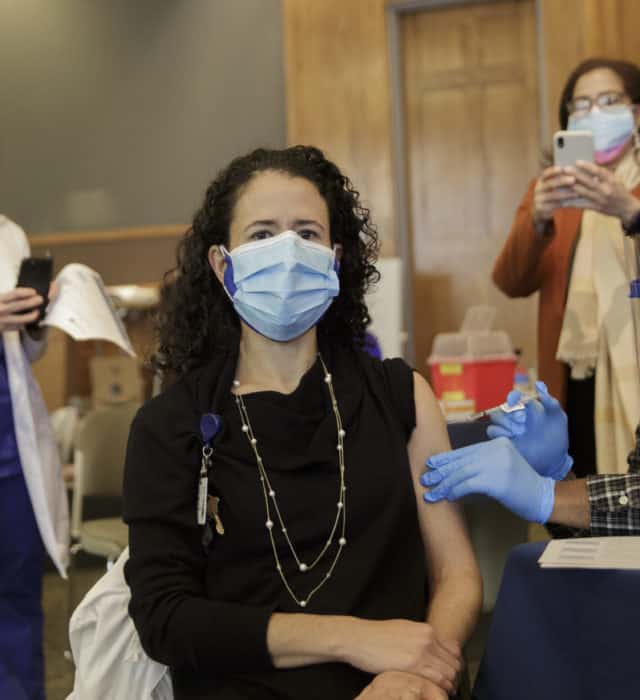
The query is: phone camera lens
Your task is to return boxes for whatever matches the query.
[557,136,565,148]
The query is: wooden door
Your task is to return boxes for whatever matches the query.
[401,0,540,373]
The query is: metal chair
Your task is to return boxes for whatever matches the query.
[66,401,140,651]
[69,400,139,561]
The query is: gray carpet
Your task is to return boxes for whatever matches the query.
[43,556,104,700]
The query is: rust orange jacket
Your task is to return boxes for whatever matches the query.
[493,179,640,407]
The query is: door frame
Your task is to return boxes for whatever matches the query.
[385,0,547,364]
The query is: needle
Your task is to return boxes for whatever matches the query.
[463,393,540,422]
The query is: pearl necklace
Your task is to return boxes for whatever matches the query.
[233,354,346,609]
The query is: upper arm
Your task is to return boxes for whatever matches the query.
[492,178,549,298]
[407,372,480,586]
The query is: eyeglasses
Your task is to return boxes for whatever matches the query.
[567,90,630,117]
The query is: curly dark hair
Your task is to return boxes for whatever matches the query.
[558,57,640,129]
[153,145,380,376]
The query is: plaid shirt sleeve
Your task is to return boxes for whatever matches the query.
[586,425,640,536]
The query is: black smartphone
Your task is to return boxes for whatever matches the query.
[16,256,54,328]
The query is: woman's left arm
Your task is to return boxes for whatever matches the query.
[409,372,483,647]
[570,160,640,226]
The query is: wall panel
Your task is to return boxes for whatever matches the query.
[283,0,396,251]
[284,0,640,239]
[541,0,640,139]
[402,1,540,370]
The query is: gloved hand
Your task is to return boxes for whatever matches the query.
[421,437,556,523]
[486,380,573,480]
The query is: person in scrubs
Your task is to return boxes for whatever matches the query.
[0,215,69,699]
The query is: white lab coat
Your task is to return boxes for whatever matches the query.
[67,547,173,700]
[0,215,69,576]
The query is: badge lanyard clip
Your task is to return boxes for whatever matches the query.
[197,445,213,525]
[198,413,223,526]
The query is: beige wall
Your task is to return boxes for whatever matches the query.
[28,227,183,285]
[283,0,397,252]
[2,0,285,235]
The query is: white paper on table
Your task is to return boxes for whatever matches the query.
[42,263,135,356]
[538,537,640,570]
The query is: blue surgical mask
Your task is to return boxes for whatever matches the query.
[568,106,635,164]
[221,230,340,342]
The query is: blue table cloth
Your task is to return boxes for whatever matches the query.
[445,418,530,614]
[472,541,639,700]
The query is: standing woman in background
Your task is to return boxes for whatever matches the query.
[493,58,640,477]
[0,216,69,699]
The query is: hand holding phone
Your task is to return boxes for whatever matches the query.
[15,256,54,329]
[0,289,44,333]
[532,166,577,228]
[552,130,595,208]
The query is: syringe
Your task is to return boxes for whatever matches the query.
[463,393,540,422]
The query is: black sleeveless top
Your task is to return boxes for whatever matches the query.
[124,343,427,699]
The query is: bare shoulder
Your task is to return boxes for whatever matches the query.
[408,371,451,470]
[408,374,481,600]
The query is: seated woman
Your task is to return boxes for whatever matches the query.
[123,146,482,700]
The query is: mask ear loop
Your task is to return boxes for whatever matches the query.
[331,242,342,274]
[217,245,237,299]
[630,103,640,152]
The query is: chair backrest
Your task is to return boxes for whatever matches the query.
[71,401,140,537]
[50,405,80,463]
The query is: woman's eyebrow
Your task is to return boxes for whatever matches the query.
[244,219,325,232]
[244,219,278,232]
[293,219,325,230]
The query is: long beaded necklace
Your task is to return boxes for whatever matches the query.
[233,353,346,609]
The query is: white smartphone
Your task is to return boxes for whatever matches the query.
[553,130,594,208]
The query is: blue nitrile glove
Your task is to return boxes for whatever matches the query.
[486,380,573,480]
[421,437,555,523]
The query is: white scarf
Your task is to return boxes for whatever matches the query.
[556,149,640,474]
